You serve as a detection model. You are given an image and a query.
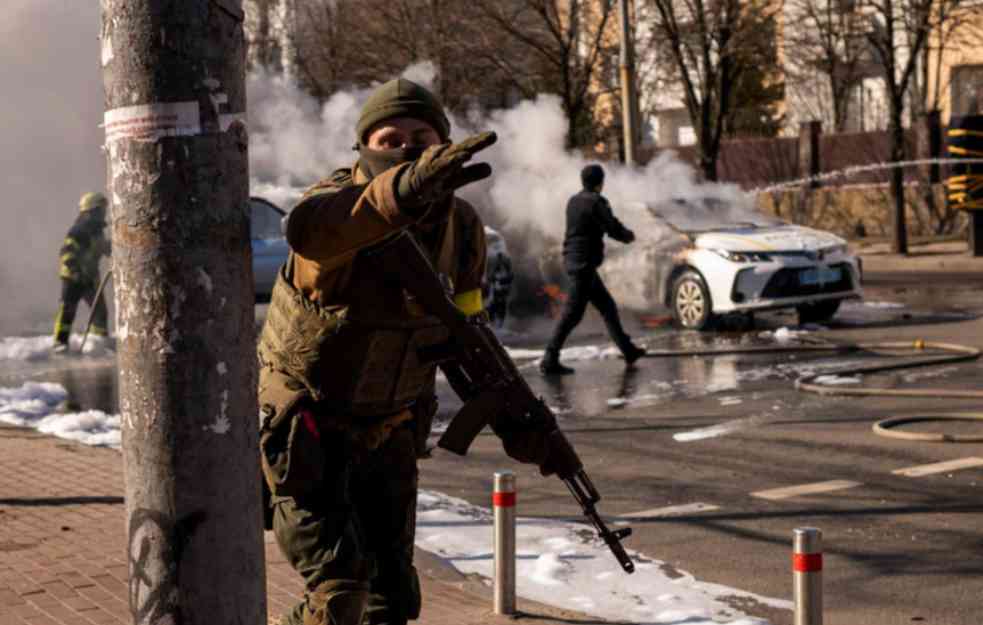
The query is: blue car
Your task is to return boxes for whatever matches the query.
[250,196,289,301]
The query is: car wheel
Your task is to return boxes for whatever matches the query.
[672,270,713,330]
[796,300,841,325]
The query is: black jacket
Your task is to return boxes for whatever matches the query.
[561,190,634,272]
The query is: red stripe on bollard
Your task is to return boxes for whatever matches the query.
[793,552,823,572]
[493,492,516,507]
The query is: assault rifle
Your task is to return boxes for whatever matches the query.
[366,231,634,574]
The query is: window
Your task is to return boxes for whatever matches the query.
[951,64,983,117]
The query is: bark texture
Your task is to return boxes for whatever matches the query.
[101,1,266,623]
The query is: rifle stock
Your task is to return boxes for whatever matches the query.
[364,231,635,574]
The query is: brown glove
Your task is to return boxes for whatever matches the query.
[395,131,497,211]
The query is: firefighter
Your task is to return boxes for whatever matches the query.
[53,192,111,353]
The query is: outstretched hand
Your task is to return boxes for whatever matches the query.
[397,131,498,208]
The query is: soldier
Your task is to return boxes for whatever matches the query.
[539,164,645,375]
[53,192,111,353]
[257,79,553,625]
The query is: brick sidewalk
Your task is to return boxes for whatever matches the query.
[0,425,602,625]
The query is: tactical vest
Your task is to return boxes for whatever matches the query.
[258,212,459,420]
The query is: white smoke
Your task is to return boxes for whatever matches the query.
[0,1,108,334]
[245,62,762,245]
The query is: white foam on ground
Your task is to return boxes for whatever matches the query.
[0,334,114,361]
[416,490,786,624]
[507,344,623,362]
[0,381,120,448]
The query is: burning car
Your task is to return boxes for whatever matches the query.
[602,197,863,330]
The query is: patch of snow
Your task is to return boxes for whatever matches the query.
[811,374,862,386]
[414,490,787,624]
[606,397,628,408]
[862,301,905,309]
[506,344,623,362]
[0,381,120,448]
[0,335,55,361]
[674,421,749,442]
[902,366,958,382]
[0,334,114,361]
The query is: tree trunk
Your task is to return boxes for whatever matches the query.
[101,2,267,623]
[889,107,908,255]
[699,125,718,181]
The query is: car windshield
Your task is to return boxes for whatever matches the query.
[649,197,783,233]
[251,198,284,239]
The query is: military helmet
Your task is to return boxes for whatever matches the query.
[356,78,450,144]
[79,192,108,213]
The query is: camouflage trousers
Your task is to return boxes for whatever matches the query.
[272,423,421,625]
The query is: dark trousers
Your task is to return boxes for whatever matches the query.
[546,268,632,355]
[53,278,108,345]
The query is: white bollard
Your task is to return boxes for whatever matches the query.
[793,527,823,625]
[493,471,516,615]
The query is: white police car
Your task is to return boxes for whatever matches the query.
[606,197,863,330]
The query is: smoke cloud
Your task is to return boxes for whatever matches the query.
[244,61,765,314]
[245,61,760,243]
[0,1,107,334]
[2,1,765,336]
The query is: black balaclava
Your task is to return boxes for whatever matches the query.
[356,145,427,179]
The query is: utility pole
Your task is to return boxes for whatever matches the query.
[101,2,267,624]
[618,0,639,166]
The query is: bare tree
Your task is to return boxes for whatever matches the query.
[473,0,617,148]
[861,0,966,254]
[909,2,983,117]
[784,0,874,132]
[290,0,523,117]
[643,0,781,181]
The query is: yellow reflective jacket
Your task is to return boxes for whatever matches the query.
[59,213,110,283]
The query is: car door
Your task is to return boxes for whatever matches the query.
[250,197,288,300]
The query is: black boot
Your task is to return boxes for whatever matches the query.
[539,349,575,375]
[622,343,646,366]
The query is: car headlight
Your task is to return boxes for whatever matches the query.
[824,244,848,256]
[710,249,771,263]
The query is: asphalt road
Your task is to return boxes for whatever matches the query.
[420,271,983,625]
[13,268,982,624]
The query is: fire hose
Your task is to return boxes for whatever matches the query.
[640,339,983,443]
[794,340,983,442]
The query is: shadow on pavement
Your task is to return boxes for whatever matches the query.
[0,495,124,506]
